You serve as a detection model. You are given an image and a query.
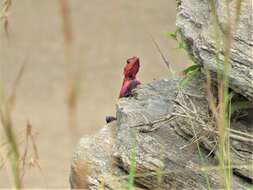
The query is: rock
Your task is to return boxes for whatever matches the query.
[70,121,147,190]
[70,75,252,189]
[113,75,252,189]
[176,0,253,101]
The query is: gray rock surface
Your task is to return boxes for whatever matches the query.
[70,121,147,190]
[70,75,252,189]
[113,75,252,189]
[176,0,253,101]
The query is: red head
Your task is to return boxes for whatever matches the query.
[119,56,141,98]
[124,56,140,79]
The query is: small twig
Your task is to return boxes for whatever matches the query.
[203,127,253,144]
[180,134,205,150]
[229,128,253,139]
[149,33,174,75]
[231,146,251,160]
[206,140,217,158]
[8,58,27,111]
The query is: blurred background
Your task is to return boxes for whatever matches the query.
[0,0,188,188]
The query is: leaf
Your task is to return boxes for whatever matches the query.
[177,41,187,49]
[166,27,181,40]
[180,68,200,88]
[166,31,177,40]
[183,64,200,75]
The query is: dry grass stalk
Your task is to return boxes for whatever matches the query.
[0,60,27,188]
[20,121,48,188]
[0,0,12,39]
[149,34,175,75]
[66,76,80,133]
[58,0,73,49]
[208,0,244,188]
[0,61,26,178]
[204,70,218,120]
[8,59,27,112]
[58,0,81,133]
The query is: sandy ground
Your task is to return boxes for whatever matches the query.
[0,0,188,188]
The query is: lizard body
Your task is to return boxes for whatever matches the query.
[106,56,141,123]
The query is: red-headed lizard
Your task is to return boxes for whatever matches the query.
[106,56,141,123]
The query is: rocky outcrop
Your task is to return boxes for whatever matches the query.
[176,0,253,101]
[71,121,132,189]
[70,121,147,190]
[70,75,252,189]
[70,0,253,189]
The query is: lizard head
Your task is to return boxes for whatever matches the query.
[124,56,140,79]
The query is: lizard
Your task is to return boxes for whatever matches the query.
[106,56,141,123]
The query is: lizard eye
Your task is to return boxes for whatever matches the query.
[127,60,130,64]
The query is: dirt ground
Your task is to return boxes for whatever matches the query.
[0,0,188,188]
